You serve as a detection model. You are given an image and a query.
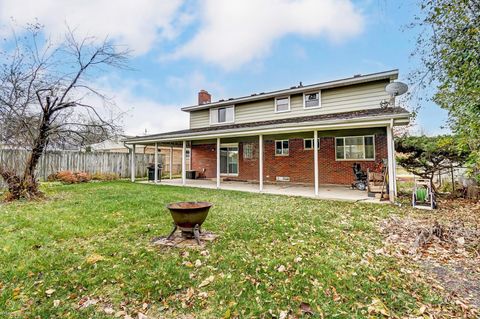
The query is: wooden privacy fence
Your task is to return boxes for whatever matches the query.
[0,149,182,187]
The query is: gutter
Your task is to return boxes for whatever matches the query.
[123,141,133,151]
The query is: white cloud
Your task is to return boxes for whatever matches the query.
[173,0,364,70]
[166,70,225,104]
[0,0,184,54]
[1,0,365,68]
[120,95,188,136]
[80,77,189,136]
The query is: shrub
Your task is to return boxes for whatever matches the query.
[75,172,91,183]
[0,168,42,201]
[90,172,120,181]
[49,171,91,184]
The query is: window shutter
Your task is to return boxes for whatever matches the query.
[226,106,234,122]
[210,108,218,124]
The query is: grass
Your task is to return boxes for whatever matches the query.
[0,181,448,318]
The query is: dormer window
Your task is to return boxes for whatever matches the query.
[275,96,290,113]
[303,91,321,108]
[210,106,234,125]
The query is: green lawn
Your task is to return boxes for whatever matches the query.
[0,181,447,318]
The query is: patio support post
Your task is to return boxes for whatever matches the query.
[386,122,395,201]
[259,134,263,191]
[314,130,319,196]
[130,144,136,182]
[154,142,158,183]
[182,140,186,186]
[216,138,221,189]
[169,145,173,179]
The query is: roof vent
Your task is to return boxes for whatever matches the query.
[228,98,234,100]
[259,92,265,95]
[353,74,362,78]
[290,86,296,89]
[219,99,225,102]
[298,81,303,87]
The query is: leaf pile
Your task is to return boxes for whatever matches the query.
[380,199,480,317]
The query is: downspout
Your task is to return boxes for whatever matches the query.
[123,141,132,152]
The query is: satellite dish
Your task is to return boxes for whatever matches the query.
[385,81,408,96]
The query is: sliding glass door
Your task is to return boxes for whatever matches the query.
[220,145,238,175]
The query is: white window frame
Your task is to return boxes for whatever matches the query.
[335,135,375,161]
[303,138,320,150]
[209,105,235,125]
[275,139,289,156]
[303,91,321,109]
[220,143,239,176]
[275,96,291,113]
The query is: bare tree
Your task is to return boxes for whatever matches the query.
[0,23,130,200]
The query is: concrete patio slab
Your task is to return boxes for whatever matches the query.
[140,178,385,204]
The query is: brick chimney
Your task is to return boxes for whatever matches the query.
[198,90,211,105]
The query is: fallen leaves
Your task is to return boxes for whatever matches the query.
[379,197,480,316]
[299,302,314,315]
[86,253,105,265]
[368,298,390,317]
[198,275,214,288]
[45,288,55,297]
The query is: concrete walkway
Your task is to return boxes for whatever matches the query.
[140,178,383,203]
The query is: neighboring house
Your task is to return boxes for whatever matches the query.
[124,70,410,200]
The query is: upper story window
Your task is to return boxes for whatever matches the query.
[303,91,321,108]
[335,135,375,160]
[210,106,234,125]
[275,97,290,113]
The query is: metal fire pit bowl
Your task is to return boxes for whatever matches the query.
[166,201,212,244]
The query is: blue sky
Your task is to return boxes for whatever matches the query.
[0,0,449,136]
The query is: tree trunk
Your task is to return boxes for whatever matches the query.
[23,113,50,180]
[0,112,50,201]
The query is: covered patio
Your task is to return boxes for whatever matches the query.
[124,108,410,203]
[140,178,383,203]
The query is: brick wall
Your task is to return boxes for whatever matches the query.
[191,134,388,185]
[317,136,387,184]
[190,144,217,178]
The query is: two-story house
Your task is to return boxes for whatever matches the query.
[124,70,410,201]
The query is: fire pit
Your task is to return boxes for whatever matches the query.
[166,201,212,245]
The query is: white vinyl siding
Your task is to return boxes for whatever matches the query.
[189,81,390,129]
[335,135,375,160]
[190,109,210,128]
